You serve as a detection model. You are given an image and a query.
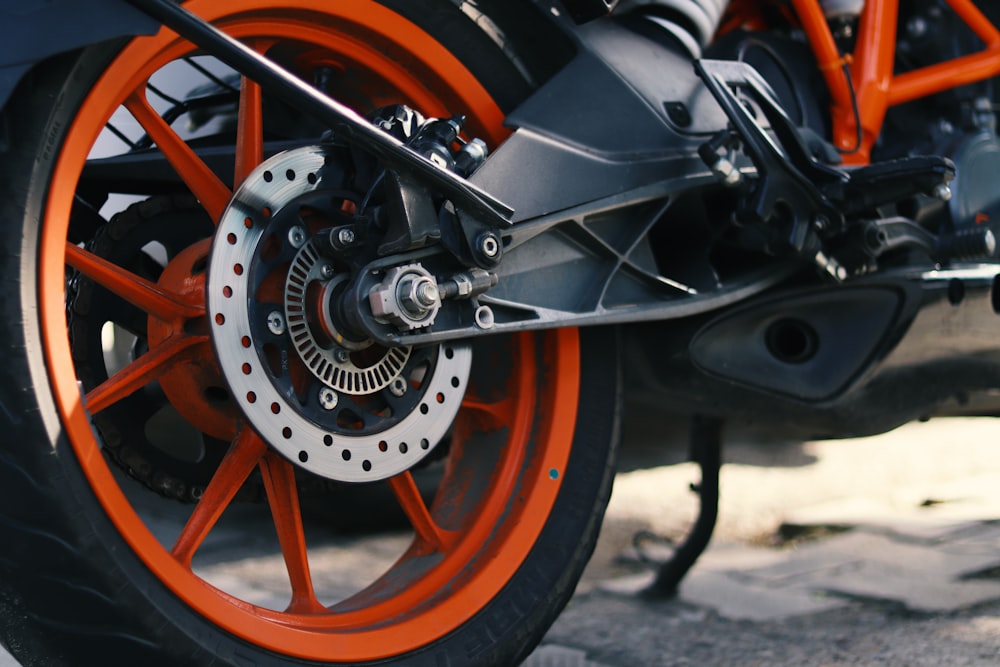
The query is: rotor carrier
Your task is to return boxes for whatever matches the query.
[207,146,471,483]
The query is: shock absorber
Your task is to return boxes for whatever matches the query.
[615,0,727,54]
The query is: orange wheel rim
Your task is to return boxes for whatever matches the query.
[39,0,580,661]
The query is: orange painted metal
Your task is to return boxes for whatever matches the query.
[147,239,241,440]
[124,90,233,220]
[39,0,577,661]
[259,450,328,614]
[64,242,204,321]
[85,332,207,415]
[388,470,459,553]
[795,0,1000,163]
[172,428,268,567]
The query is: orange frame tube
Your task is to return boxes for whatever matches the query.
[792,0,1000,164]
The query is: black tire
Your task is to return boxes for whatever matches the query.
[0,2,620,666]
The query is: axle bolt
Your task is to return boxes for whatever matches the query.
[318,387,339,410]
[267,311,286,336]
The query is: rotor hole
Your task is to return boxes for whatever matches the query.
[243,217,253,229]
[362,460,372,472]
[214,313,225,325]
[263,207,272,218]
[341,449,351,461]
[263,170,273,182]
[378,440,388,452]
[420,439,429,450]
[307,172,317,185]
[285,169,296,181]
[246,391,257,404]
[451,377,460,388]
[444,347,454,359]
[242,363,252,375]
[234,263,244,276]
[324,435,333,446]
[436,392,445,404]
[222,286,233,298]
[419,403,429,414]
[227,232,238,244]
[283,427,293,439]
[241,336,252,348]
[271,402,281,414]
[298,450,308,462]
[399,442,408,454]
[765,318,819,365]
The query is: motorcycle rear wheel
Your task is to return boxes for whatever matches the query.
[0,2,620,665]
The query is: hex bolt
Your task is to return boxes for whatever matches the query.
[933,183,953,202]
[389,377,408,397]
[318,387,339,410]
[288,226,307,249]
[478,233,500,259]
[267,311,286,336]
[337,228,356,246]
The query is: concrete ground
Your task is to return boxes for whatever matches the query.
[529,412,1000,666]
[3,415,1000,666]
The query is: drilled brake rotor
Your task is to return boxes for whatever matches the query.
[207,146,471,483]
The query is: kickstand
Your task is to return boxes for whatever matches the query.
[641,414,723,599]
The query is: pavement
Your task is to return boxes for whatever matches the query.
[3,415,1000,666]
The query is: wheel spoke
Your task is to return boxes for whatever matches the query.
[259,451,327,614]
[84,335,208,415]
[234,72,264,184]
[459,395,517,430]
[172,428,268,568]
[388,471,457,553]
[124,89,232,221]
[65,243,204,321]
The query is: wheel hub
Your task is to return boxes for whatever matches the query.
[207,146,471,483]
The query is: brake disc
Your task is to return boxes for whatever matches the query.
[207,146,471,483]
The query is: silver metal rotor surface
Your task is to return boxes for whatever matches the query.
[207,146,471,483]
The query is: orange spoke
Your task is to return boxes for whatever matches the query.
[388,471,457,553]
[172,429,268,568]
[124,89,232,221]
[85,334,208,415]
[459,395,517,430]
[234,53,264,184]
[66,243,204,321]
[259,451,326,614]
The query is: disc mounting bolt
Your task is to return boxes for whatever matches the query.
[267,311,286,336]
[288,226,307,249]
[389,377,408,397]
[318,387,339,410]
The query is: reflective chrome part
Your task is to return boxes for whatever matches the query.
[369,264,442,330]
[208,147,472,482]
[285,240,411,393]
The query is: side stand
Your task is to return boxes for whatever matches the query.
[642,415,723,599]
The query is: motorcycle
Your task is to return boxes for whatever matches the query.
[0,0,997,664]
